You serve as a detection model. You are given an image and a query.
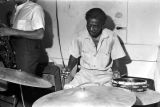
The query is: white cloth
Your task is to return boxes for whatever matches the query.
[12,1,45,31]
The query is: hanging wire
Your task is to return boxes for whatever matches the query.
[55,0,66,68]
[55,0,66,86]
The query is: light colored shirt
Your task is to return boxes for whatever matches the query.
[12,1,45,31]
[69,28,125,71]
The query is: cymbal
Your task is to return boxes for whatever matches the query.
[135,89,160,105]
[33,86,136,107]
[0,67,52,88]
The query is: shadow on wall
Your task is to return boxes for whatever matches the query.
[42,10,54,49]
[36,10,54,76]
[32,0,54,48]
[104,14,116,31]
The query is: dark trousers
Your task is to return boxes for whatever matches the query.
[10,38,50,106]
[15,52,40,75]
[11,37,43,75]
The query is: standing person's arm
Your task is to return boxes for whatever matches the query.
[0,27,44,39]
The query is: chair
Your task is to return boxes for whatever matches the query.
[42,62,63,91]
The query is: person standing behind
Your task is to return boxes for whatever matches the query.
[0,0,45,76]
[64,8,126,89]
[0,1,46,103]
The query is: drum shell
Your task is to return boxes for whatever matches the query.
[112,77,148,92]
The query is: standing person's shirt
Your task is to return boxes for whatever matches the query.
[10,0,45,53]
[69,28,125,71]
[11,0,45,31]
[9,1,45,74]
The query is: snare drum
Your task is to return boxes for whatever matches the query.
[112,77,148,92]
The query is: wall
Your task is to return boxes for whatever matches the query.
[37,0,160,91]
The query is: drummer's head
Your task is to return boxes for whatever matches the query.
[14,0,27,5]
[85,8,107,38]
[8,0,32,5]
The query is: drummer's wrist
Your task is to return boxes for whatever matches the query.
[68,73,74,78]
[66,67,73,75]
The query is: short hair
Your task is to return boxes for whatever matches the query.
[30,0,37,2]
[85,8,107,24]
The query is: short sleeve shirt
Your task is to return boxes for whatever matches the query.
[12,1,45,31]
[69,29,125,71]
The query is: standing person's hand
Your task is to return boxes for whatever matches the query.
[0,27,14,36]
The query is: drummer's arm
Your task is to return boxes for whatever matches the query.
[64,55,78,83]
[112,59,121,78]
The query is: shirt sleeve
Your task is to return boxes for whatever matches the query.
[111,34,126,60]
[31,6,45,30]
[69,37,81,58]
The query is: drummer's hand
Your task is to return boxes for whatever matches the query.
[61,67,71,79]
[113,70,121,79]
[0,27,14,36]
[61,67,74,84]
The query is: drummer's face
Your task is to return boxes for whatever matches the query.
[86,18,104,38]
